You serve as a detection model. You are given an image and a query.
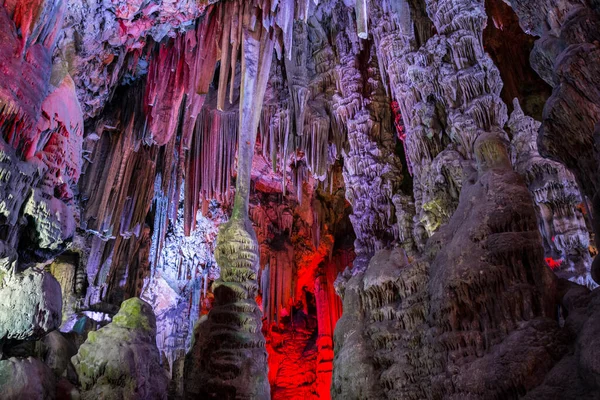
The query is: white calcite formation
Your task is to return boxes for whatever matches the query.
[0,267,62,342]
[329,3,405,263]
[141,202,221,375]
[508,99,594,288]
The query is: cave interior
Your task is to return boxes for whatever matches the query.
[1,0,600,399]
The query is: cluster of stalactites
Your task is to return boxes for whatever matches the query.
[143,0,327,236]
[256,17,349,204]
[327,10,404,259]
[368,0,509,248]
[184,108,238,234]
[0,0,84,263]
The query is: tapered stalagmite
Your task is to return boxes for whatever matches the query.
[184,1,275,398]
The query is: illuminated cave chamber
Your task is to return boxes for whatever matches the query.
[1,0,600,399]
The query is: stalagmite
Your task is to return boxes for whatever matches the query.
[508,98,594,287]
[503,0,600,285]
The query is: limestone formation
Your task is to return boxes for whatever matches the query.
[524,280,600,399]
[333,130,562,399]
[0,357,57,400]
[0,267,62,342]
[331,5,405,262]
[184,2,276,398]
[1,0,600,399]
[508,99,594,287]
[71,297,168,400]
[38,330,78,378]
[504,0,600,285]
[141,197,222,372]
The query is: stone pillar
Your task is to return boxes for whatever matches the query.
[505,0,600,284]
[330,9,404,265]
[184,2,275,398]
[329,7,405,398]
[508,99,594,287]
[314,274,334,397]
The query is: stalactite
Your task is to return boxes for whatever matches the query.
[263,244,296,326]
[141,4,220,148]
[355,0,369,39]
[261,263,270,317]
[79,5,227,299]
[330,7,405,261]
[184,108,238,234]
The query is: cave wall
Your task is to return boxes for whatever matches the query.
[505,0,600,283]
[330,0,600,399]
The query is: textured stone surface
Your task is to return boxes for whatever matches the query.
[508,99,594,287]
[0,0,83,273]
[0,357,56,400]
[47,257,82,327]
[505,0,600,286]
[330,7,405,260]
[71,298,168,400]
[332,127,561,399]
[184,2,276,398]
[141,200,222,371]
[0,268,62,341]
[39,330,78,378]
[524,285,600,399]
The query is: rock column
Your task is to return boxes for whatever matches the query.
[330,8,404,265]
[184,2,275,398]
[505,0,600,284]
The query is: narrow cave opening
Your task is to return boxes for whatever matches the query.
[483,0,553,120]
